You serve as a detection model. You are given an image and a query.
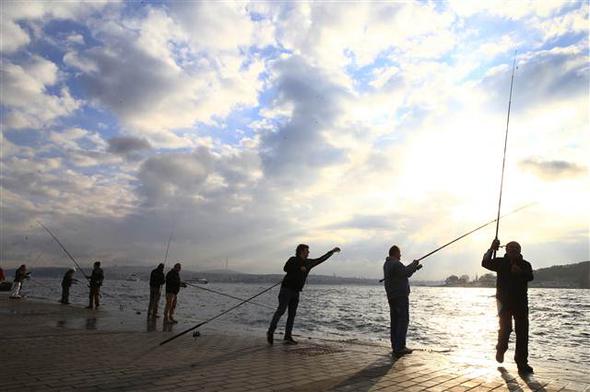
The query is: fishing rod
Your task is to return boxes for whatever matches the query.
[379,203,534,282]
[37,221,90,280]
[184,282,274,310]
[160,281,282,346]
[163,230,173,265]
[494,52,518,257]
[37,221,138,310]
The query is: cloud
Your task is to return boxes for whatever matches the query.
[0,0,114,53]
[259,55,349,184]
[1,56,81,130]
[63,7,264,147]
[107,136,151,155]
[520,158,587,180]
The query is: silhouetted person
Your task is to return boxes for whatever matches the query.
[267,244,341,345]
[148,263,165,319]
[383,245,422,357]
[10,264,30,299]
[86,261,104,309]
[164,263,186,323]
[482,239,534,374]
[60,269,78,304]
[0,267,5,281]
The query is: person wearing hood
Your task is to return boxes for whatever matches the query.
[267,244,340,345]
[10,265,30,299]
[482,239,534,374]
[148,263,166,319]
[383,245,422,357]
[60,269,78,304]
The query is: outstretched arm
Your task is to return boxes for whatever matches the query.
[306,247,341,270]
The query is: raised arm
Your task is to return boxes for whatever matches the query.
[482,239,500,271]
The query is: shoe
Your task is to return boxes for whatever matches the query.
[266,330,274,345]
[495,350,504,363]
[517,364,534,374]
[283,336,298,345]
[394,347,413,357]
[85,306,93,309]
[170,318,178,324]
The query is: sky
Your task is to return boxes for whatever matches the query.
[1,0,588,280]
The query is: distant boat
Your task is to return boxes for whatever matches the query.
[187,278,208,284]
[125,274,140,282]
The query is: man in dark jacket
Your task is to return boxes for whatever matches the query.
[482,239,534,374]
[164,263,186,323]
[60,269,78,304]
[86,261,104,309]
[383,245,422,357]
[147,263,166,319]
[267,244,340,345]
[10,264,30,299]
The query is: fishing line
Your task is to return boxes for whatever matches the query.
[379,203,534,282]
[184,282,274,310]
[159,281,282,346]
[493,51,518,256]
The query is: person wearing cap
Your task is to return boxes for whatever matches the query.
[482,239,534,374]
[383,245,423,357]
[164,263,186,323]
[86,261,104,309]
[147,263,166,319]
[267,245,341,345]
[10,264,30,299]
[60,268,78,304]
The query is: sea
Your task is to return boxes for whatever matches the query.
[20,278,590,378]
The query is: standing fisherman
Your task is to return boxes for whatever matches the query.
[148,263,166,319]
[164,263,186,323]
[482,239,534,374]
[86,261,104,309]
[383,246,422,357]
[267,244,340,345]
[10,265,30,299]
[60,269,78,304]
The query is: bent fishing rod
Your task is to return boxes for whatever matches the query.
[160,281,282,346]
[184,281,274,310]
[37,221,90,280]
[38,221,136,306]
[493,52,518,258]
[379,203,533,282]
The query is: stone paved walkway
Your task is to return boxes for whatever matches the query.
[1,295,588,392]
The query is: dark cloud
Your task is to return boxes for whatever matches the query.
[137,147,213,205]
[260,56,348,185]
[520,158,586,180]
[107,136,151,155]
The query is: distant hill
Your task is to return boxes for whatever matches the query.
[531,261,589,289]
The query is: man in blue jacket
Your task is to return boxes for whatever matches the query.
[383,245,422,357]
[482,239,534,374]
[267,244,340,345]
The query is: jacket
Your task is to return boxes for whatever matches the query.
[383,257,420,298]
[281,250,336,292]
[482,249,533,308]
